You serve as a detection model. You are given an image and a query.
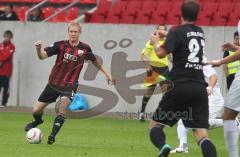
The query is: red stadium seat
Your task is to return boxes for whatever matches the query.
[96,0,112,14]
[199,0,217,3]
[135,1,157,24]
[85,12,105,23]
[85,0,111,23]
[66,7,79,21]
[80,0,96,4]
[105,0,127,23]
[50,8,66,22]
[227,3,240,26]
[218,0,233,2]
[119,0,141,24]
[42,7,55,19]
[165,1,182,25]
[49,0,60,3]
[149,1,172,24]
[211,3,233,26]
[24,0,42,3]
[50,0,73,4]
[9,0,26,2]
[196,2,217,26]
[17,6,29,21]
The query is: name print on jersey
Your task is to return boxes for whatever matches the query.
[185,31,205,70]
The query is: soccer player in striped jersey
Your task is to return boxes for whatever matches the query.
[139,25,169,121]
[24,21,115,144]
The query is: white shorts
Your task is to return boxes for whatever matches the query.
[226,70,240,112]
[209,102,224,119]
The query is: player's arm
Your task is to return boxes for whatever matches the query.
[140,48,153,75]
[223,64,229,77]
[207,74,217,95]
[222,51,229,77]
[140,52,150,70]
[35,40,48,60]
[150,29,176,59]
[91,59,116,85]
[222,42,240,52]
[150,30,168,58]
[208,48,240,66]
[0,46,14,61]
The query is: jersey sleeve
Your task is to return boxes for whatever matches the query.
[162,27,180,53]
[85,46,96,61]
[44,42,60,57]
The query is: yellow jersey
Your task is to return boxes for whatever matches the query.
[141,39,169,68]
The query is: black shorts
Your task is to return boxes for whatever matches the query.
[0,76,10,91]
[147,66,169,88]
[38,84,76,103]
[151,66,169,77]
[152,82,209,129]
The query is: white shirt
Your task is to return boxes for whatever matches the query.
[203,65,224,105]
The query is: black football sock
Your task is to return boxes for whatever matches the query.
[149,125,166,150]
[33,112,43,123]
[199,138,217,157]
[50,114,65,138]
[141,96,151,113]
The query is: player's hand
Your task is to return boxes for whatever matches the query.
[156,29,168,37]
[150,33,160,45]
[106,75,116,85]
[206,86,213,96]
[147,67,153,76]
[206,60,222,67]
[35,40,42,49]
[222,42,238,52]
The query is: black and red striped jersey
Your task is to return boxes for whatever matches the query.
[44,40,96,91]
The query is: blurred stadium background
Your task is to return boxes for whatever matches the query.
[0,0,239,156]
[0,0,239,113]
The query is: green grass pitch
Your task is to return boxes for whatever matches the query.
[0,112,230,157]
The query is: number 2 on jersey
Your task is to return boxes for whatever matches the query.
[188,38,205,63]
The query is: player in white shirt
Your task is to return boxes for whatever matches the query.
[171,65,224,153]
[208,20,240,157]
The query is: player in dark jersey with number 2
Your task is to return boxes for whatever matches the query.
[148,1,217,157]
[24,21,115,145]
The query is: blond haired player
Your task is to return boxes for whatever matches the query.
[24,22,115,144]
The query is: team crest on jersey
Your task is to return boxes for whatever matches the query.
[78,50,84,56]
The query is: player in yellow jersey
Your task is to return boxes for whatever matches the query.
[139,25,170,121]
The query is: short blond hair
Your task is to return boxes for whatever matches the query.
[68,21,81,32]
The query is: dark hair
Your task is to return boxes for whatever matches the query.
[6,3,13,9]
[157,25,167,31]
[181,1,200,22]
[234,31,239,37]
[4,30,13,38]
